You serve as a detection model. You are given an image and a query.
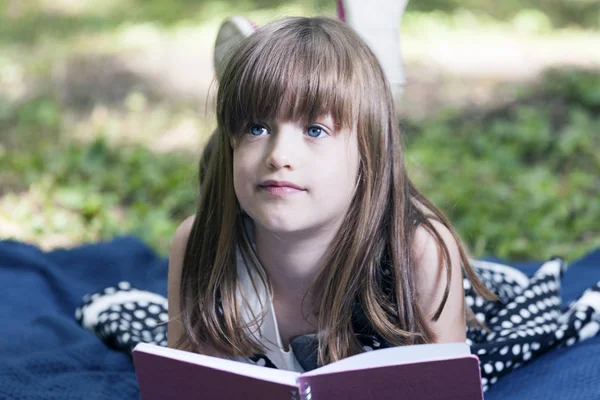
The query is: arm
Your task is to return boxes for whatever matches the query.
[412,220,467,343]
[167,215,224,357]
[167,215,196,351]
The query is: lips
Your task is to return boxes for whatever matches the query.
[259,180,305,190]
[258,180,306,196]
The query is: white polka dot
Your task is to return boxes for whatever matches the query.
[499,346,509,355]
[145,318,157,327]
[512,344,521,355]
[524,290,535,299]
[519,309,531,319]
[535,316,545,324]
[518,331,527,338]
[522,343,530,353]
[574,320,582,330]
[540,282,549,293]
[122,332,131,342]
[523,352,532,361]
[547,281,556,291]
[532,286,542,296]
[363,346,373,352]
[544,298,553,308]
[137,300,149,307]
[105,287,116,294]
[537,301,546,311]
[476,313,486,322]
[155,332,165,341]
[118,282,131,290]
[555,330,564,340]
[123,313,133,321]
[477,348,487,355]
[501,321,513,329]
[109,313,119,321]
[110,321,118,331]
[526,328,536,336]
[507,302,518,310]
[256,358,266,366]
[493,274,503,283]
[579,321,600,340]
[510,315,522,324]
[575,311,587,320]
[149,305,161,314]
[499,309,508,317]
[566,337,577,347]
[483,364,493,374]
[134,310,147,319]
[466,296,474,307]
[132,321,143,330]
[509,333,519,339]
[482,377,488,385]
[490,317,498,324]
[124,303,135,311]
[475,297,484,307]
[159,313,168,322]
[495,361,504,372]
[515,296,526,304]
[528,304,539,314]
[531,342,540,351]
[372,340,380,348]
[490,377,498,384]
[506,361,513,368]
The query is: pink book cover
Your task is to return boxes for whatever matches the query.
[298,356,483,400]
[133,342,483,400]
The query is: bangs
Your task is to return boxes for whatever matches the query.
[219,18,360,138]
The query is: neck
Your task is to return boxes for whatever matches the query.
[254,222,341,303]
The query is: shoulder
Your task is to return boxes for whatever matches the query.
[173,215,196,250]
[412,219,459,264]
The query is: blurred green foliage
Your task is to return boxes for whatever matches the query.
[406,68,600,261]
[0,0,598,260]
[1,68,599,261]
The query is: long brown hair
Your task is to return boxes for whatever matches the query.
[178,16,496,365]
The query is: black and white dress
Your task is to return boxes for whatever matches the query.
[75,254,600,393]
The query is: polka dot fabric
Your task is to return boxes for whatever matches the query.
[75,257,600,393]
[75,282,168,352]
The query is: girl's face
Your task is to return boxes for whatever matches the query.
[233,114,360,235]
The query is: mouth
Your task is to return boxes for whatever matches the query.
[258,180,306,196]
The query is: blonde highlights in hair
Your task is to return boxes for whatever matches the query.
[178,16,496,365]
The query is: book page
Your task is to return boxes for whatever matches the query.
[303,342,470,377]
[134,343,300,387]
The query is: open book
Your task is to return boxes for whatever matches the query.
[133,342,483,400]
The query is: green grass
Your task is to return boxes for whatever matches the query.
[0,1,599,261]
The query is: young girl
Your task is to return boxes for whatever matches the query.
[167,16,496,370]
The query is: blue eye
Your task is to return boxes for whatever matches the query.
[248,124,268,136]
[307,125,325,138]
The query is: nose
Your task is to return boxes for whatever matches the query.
[265,127,297,170]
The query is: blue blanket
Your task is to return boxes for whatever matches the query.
[1,236,599,400]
